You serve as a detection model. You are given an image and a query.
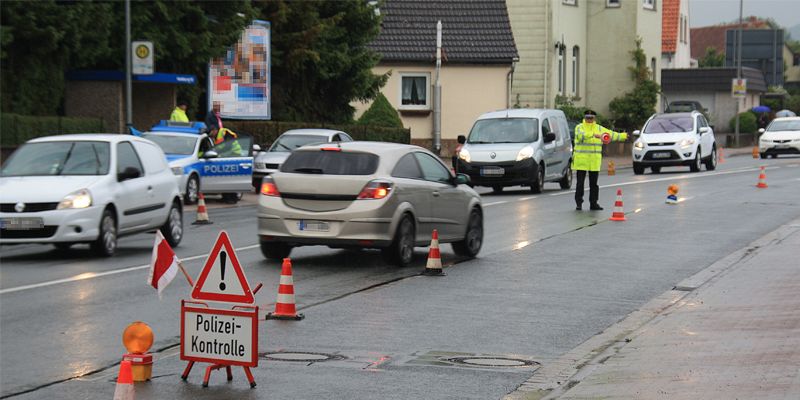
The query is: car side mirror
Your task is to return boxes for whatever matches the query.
[699,127,709,134]
[758,128,765,134]
[457,135,466,145]
[252,144,261,152]
[633,130,641,136]
[543,132,556,143]
[202,150,219,159]
[453,173,470,185]
[708,125,715,130]
[117,166,142,182]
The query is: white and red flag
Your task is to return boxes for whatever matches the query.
[147,231,179,297]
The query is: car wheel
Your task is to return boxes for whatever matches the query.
[760,153,767,159]
[260,241,292,260]
[770,154,778,159]
[222,193,242,204]
[185,175,199,204]
[690,148,701,172]
[91,208,117,257]
[530,163,544,194]
[382,214,415,267]
[705,146,717,170]
[492,185,503,194]
[651,166,661,174]
[452,209,483,258]
[53,243,73,251]
[559,165,572,189]
[633,162,644,175]
[160,201,183,247]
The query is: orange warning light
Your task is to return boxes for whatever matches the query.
[122,321,153,354]
[667,184,679,196]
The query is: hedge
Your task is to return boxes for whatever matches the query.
[223,120,410,146]
[1,113,105,147]
[728,111,757,134]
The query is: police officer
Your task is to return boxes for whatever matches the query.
[212,127,242,157]
[572,110,627,210]
[170,100,189,122]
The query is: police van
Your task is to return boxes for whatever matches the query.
[141,121,258,204]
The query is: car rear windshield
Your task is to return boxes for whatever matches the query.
[467,118,539,144]
[141,134,197,155]
[643,116,693,133]
[270,134,329,153]
[1,141,110,177]
[767,120,800,131]
[281,150,379,175]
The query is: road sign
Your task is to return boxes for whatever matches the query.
[180,301,258,367]
[132,41,154,75]
[732,78,747,98]
[191,231,254,304]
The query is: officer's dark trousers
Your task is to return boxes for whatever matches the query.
[574,170,599,207]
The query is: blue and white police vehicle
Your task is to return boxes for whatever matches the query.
[141,121,257,204]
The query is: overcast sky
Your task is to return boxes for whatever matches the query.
[689,0,800,29]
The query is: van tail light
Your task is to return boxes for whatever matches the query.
[357,180,393,200]
[260,176,281,197]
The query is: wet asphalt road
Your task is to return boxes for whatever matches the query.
[1,154,799,399]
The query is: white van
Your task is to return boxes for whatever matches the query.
[455,109,573,193]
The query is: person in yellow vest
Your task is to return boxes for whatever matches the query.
[169,100,189,122]
[572,110,627,210]
[211,127,242,157]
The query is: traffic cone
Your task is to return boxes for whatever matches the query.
[718,146,726,164]
[113,360,134,400]
[752,146,759,158]
[607,160,616,176]
[266,258,304,320]
[423,229,445,276]
[756,166,768,188]
[192,193,212,225]
[609,189,626,221]
[666,184,679,205]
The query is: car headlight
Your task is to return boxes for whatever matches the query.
[458,148,471,163]
[171,166,184,175]
[58,189,92,210]
[679,139,695,149]
[634,141,644,150]
[516,146,534,161]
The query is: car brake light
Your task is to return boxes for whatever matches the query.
[357,180,393,200]
[260,176,281,197]
[321,147,341,151]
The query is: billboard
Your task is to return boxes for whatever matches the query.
[209,21,270,120]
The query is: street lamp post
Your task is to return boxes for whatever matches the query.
[125,0,132,133]
[734,0,743,147]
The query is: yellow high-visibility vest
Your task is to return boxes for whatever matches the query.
[572,121,626,171]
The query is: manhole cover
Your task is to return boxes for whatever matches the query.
[445,356,538,368]
[260,351,346,362]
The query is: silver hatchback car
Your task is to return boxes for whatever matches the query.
[257,142,483,266]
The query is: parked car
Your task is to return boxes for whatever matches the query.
[454,108,573,193]
[0,134,183,256]
[666,100,711,124]
[252,129,353,189]
[141,121,257,204]
[758,117,800,158]
[632,111,717,174]
[257,142,483,266]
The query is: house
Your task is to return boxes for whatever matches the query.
[356,0,519,157]
[661,0,693,69]
[661,67,767,133]
[785,46,800,91]
[506,0,662,116]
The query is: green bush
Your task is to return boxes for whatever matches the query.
[223,120,410,146]
[357,93,403,128]
[0,113,105,147]
[728,111,757,134]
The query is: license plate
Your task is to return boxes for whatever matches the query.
[0,217,44,230]
[480,167,504,176]
[774,144,789,149]
[652,152,671,159]
[297,220,329,232]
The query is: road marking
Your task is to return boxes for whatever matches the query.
[484,201,508,207]
[0,244,260,295]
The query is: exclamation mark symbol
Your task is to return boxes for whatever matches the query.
[219,251,227,291]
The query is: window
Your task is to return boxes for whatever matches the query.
[399,73,430,110]
[651,57,657,81]
[414,152,451,183]
[281,151,379,175]
[391,153,423,179]
[1,141,110,177]
[117,142,144,176]
[643,0,655,10]
[606,0,620,7]
[562,0,577,5]
[557,46,565,95]
[572,46,580,96]
[467,118,539,144]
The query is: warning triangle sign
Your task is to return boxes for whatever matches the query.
[191,231,254,304]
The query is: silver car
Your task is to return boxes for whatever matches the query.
[257,142,483,266]
[252,129,353,188]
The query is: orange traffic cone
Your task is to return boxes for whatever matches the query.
[756,166,768,188]
[609,189,626,221]
[718,146,726,164]
[192,193,212,225]
[752,146,759,159]
[423,229,445,276]
[266,258,304,320]
[113,360,134,400]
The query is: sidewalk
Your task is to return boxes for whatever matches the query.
[508,219,800,399]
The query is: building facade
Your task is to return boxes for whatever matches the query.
[661,0,693,69]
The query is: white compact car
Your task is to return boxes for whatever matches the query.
[632,111,717,174]
[0,134,183,256]
[758,117,800,158]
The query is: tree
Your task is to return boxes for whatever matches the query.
[608,38,660,133]
[358,93,403,128]
[698,47,725,68]
[253,0,387,123]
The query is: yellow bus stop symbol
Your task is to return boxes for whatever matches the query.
[135,44,150,59]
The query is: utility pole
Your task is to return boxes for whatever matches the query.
[125,0,133,133]
[433,20,442,155]
[734,0,743,147]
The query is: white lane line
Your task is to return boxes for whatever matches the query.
[484,201,509,207]
[0,244,260,295]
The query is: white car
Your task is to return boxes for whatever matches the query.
[252,129,353,189]
[759,117,800,158]
[632,111,717,174]
[0,134,183,256]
